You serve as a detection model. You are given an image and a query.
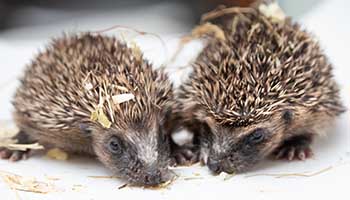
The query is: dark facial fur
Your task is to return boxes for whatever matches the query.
[178,7,344,174]
[197,109,327,173]
[13,33,175,186]
[88,115,174,186]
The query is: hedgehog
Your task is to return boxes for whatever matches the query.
[175,5,345,174]
[0,33,176,186]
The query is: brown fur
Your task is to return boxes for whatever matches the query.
[176,7,344,173]
[13,33,173,151]
[11,33,175,185]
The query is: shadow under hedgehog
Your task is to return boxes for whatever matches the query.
[1,33,177,186]
[174,4,345,174]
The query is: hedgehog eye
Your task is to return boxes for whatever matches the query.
[282,110,294,124]
[108,137,123,155]
[247,128,266,144]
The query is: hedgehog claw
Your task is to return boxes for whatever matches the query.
[0,131,33,162]
[273,135,313,161]
[287,147,295,161]
[297,150,306,160]
[0,148,12,159]
[10,151,30,162]
[275,147,287,159]
[275,145,313,161]
[274,145,313,161]
[171,146,199,166]
[0,148,31,162]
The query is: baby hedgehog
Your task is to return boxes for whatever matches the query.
[1,33,175,186]
[176,6,345,174]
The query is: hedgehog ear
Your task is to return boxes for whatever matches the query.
[282,109,294,124]
[162,106,173,122]
[194,109,216,129]
[160,106,174,134]
[79,123,93,137]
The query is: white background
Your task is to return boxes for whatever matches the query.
[0,0,349,199]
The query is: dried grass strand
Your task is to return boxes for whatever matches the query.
[245,166,333,178]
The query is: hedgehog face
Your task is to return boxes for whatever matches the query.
[197,113,286,174]
[176,4,344,174]
[87,120,174,186]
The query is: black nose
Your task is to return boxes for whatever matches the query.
[144,170,163,186]
[208,159,222,174]
[208,159,235,174]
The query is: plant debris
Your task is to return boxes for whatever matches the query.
[90,80,135,128]
[117,175,177,190]
[88,175,120,179]
[84,82,94,91]
[182,176,204,181]
[114,85,129,92]
[245,166,333,178]
[168,22,225,65]
[129,41,143,60]
[191,23,226,41]
[145,179,175,190]
[46,148,69,160]
[0,128,44,151]
[200,6,253,23]
[1,143,44,151]
[0,171,56,194]
[117,183,128,190]
[193,172,201,176]
[258,1,286,22]
[90,107,112,129]
[112,93,135,104]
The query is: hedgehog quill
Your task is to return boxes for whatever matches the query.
[176,3,345,174]
[0,33,176,186]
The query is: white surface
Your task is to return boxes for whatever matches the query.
[0,0,350,199]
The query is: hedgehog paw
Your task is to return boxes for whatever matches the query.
[274,135,313,161]
[171,146,199,166]
[0,130,34,162]
[274,145,313,161]
[0,148,31,162]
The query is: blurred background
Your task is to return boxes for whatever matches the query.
[0,1,349,199]
[0,0,321,39]
[0,0,348,120]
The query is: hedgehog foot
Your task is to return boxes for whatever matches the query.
[0,130,34,162]
[0,148,31,161]
[274,135,313,161]
[171,145,200,166]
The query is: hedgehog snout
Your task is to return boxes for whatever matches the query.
[140,168,174,186]
[207,157,235,174]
